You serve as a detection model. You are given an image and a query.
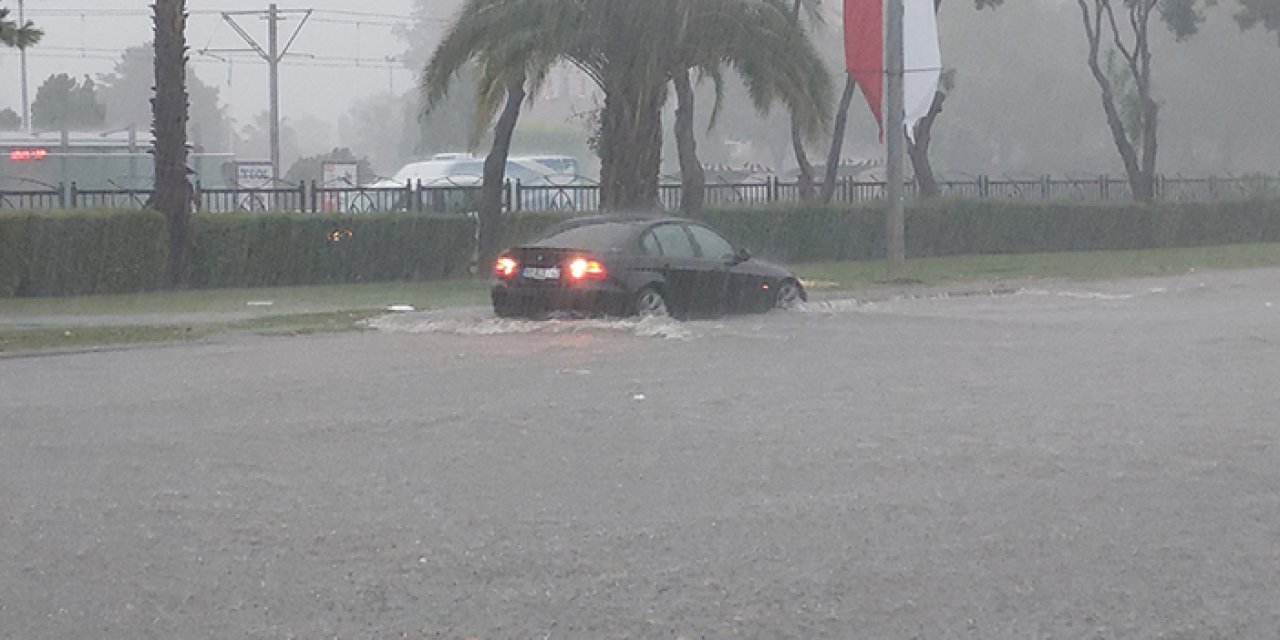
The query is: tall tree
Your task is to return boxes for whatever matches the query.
[1075,0,1209,200]
[96,44,234,152]
[0,107,19,130]
[425,0,830,213]
[0,6,41,49]
[424,0,559,266]
[150,0,192,288]
[668,0,832,211]
[789,0,820,201]
[672,69,705,211]
[819,75,858,203]
[31,74,105,131]
[1235,0,1280,41]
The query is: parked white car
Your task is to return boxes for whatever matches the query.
[371,154,596,211]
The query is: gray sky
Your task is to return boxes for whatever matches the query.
[1,0,445,127]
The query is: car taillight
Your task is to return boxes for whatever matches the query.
[568,257,606,280]
[494,257,518,278]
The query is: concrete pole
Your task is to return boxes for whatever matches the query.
[884,0,907,279]
[267,3,281,182]
[19,0,30,131]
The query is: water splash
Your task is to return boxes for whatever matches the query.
[365,311,696,340]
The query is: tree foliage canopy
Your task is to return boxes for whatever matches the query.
[1235,0,1280,42]
[0,7,42,49]
[31,74,105,131]
[422,0,831,208]
[96,45,235,152]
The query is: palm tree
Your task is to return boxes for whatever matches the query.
[150,0,192,287]
[425,0,831,215]
[423,0,570,265]
[0,7,42,49]
[666,0,832,211]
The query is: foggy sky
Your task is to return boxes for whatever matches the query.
[0,0,433,128]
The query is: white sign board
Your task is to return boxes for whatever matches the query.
[322,161,359,188]
[235,161,275,211]
[236,161,274,188]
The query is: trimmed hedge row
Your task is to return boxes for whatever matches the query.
[0,210,476,298]
[0,209,167,297]
[4,200,1280,298]
[186,213,475,288]
[691,199,1280,263]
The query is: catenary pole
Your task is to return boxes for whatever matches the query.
[19,0,30,131]
[267,3,280,181]
[885,0,906,279]
[218,4,310,183]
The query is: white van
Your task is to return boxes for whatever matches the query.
[372,155,577,189]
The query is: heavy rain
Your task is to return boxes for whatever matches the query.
[3,0,1280,637]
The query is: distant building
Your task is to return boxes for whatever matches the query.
[0,130,233,191]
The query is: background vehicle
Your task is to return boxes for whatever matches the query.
[371,154,595,212]
[491,216,806,319]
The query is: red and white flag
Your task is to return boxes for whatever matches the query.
[844,0,942,140]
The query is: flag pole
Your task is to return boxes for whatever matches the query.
[884,0,906,279]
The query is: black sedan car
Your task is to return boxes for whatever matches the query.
[491,216,806,319]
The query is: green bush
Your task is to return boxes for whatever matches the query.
[697,199,1280,264]
[498,211,578,249]
[186,212,476,289]
[5,199,1280,298]
[0,213,27,297]
[2,209,167,297]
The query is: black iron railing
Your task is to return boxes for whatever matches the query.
[2,174,1277,213]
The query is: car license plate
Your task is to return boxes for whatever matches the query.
[522,266,561,280]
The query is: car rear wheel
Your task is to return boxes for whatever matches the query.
[493,304,521,319]
[774,279,805,310]
[633,286,669,318]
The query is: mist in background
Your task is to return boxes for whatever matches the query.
[2,0,1276,181]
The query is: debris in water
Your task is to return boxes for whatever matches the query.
[632,393,646,401]
[246,301,274,307]
[386,305,416,312]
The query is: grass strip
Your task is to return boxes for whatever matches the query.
[0,310,383,354]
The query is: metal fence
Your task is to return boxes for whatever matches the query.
[3,174,1277,213]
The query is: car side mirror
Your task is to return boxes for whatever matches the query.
[731,247,752,264]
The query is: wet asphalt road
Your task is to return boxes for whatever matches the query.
[3,269,1280,639]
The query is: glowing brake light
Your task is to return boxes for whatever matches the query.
[494,257,518,278]
[8,148,49,161]
[568,258,606,280]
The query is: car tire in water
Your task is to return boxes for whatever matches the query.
[493,302,523,319]
[773,279,804,310]
[633,286,669,318]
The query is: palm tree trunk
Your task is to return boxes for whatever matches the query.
[820,74,857,204]
[789,0,815,201]
[150,0,191,288]
[478,80,525,268]
[673,69,705,212]
[600,82,665,211]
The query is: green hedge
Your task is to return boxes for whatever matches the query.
[5,200,1280,298]
[692,199,1280,263]
[186,213,476,288]
[0,209,167,297]
[0,210,476,298]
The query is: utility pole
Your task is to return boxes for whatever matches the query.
[19,0,30,131]
[217,4,312,182]
[267,3,280,180]
[885,0,906,279]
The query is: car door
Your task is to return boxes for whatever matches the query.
[647,223,702,315]
[685,223,739,315]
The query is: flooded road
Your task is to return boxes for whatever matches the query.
[4,268,1280,638]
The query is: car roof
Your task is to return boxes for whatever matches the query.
[550,214,699,229]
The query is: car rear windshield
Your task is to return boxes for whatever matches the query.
[532,222,637,250]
